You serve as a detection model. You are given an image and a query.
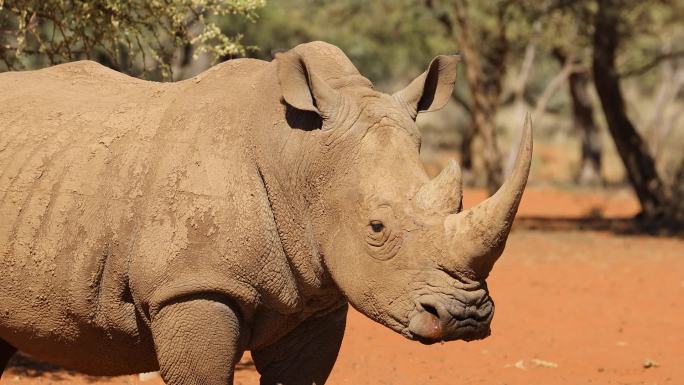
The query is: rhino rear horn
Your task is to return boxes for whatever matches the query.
[415,159,463,215]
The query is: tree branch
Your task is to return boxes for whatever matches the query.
[619,49,684,78]
[532,57,581,123]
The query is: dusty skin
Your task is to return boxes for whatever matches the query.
[3,188,683,385]
[0,41,532,385]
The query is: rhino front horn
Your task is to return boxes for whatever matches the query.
[444,113,533,277]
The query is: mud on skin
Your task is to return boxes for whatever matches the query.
[0,41,531,384]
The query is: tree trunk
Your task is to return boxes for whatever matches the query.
[428,1,508,194]
[647,61,684,160]
[460,121,475,172]
[450,91,475,173]
[553,49,602,186]
[592,0,668,217]
[453,1,505,195]
[671,158,684,226]
[469,83,504,195]
[513,42,536,120]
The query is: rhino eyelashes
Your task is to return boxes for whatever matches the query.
[370,221,384,233]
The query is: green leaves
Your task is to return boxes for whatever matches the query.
[0,0,264,79]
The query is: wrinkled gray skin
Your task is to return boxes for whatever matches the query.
[0,41,532,384]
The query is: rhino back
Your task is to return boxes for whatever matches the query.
[0,61,178,371]
[0,59,300,373]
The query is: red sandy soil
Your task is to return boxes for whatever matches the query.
[4,187,683,385]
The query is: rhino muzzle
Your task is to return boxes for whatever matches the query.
[408,288,494,344]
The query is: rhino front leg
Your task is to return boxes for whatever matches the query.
[253,304,348,385]
[151,298,246,385]
[0,339,16,376]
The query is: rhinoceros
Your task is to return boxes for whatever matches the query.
[0,41,531,384]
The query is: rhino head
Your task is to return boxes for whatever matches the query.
[274,42,532,344]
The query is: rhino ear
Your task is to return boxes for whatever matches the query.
[276,50,340,120]
[393,55,460,119]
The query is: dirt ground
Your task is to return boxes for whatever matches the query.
[4,187,683,385]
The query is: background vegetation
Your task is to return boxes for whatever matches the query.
[1,0,683,230]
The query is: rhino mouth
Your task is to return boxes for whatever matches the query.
[406,293,494,344]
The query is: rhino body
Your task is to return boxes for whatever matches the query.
[0,42,531,384]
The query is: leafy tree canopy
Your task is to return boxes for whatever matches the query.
[0,0,264,79]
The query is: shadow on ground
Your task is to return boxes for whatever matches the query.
[6,352,255,382]
[7,353,83,381]
[514,216,684,237]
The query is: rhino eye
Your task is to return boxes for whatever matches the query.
[370,221,384,233]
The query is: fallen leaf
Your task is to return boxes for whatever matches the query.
[504,360,527,370]
[531,358,559,368]
[643,359,659,369]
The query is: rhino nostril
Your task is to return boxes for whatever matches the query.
[409,304,444,341]
[421,304,439,318]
